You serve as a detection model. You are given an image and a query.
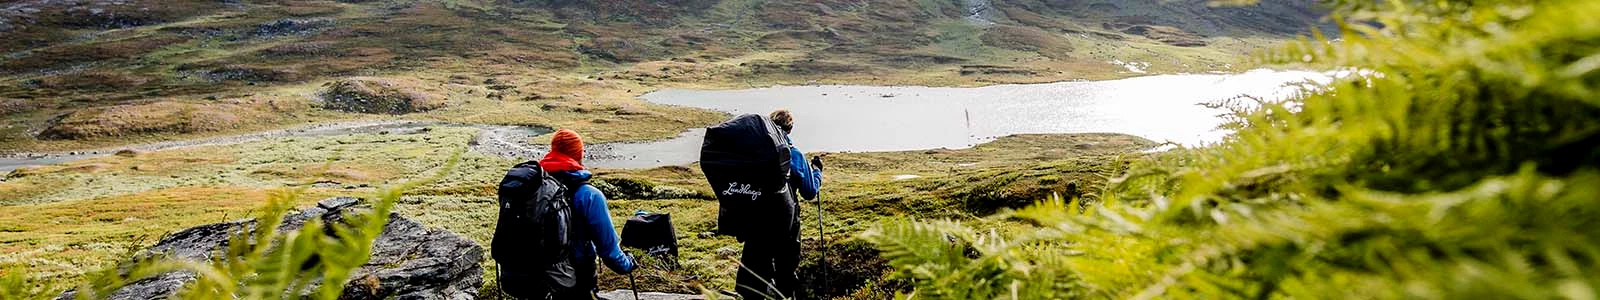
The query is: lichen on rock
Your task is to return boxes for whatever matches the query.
[320,77,446,114]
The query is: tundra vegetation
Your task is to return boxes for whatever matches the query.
[0,0,1322,151]
[859,0,1600,298]
[5,0,1592,299]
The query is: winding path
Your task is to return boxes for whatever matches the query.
[0,121,556,173]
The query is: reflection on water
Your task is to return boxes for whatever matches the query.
[644,69,1331,152]
[583,129,706,169]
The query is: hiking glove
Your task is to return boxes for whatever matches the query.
[810,155,825,171]
[620,253,639,274]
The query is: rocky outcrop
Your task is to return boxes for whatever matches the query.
[0,98,35,115]
[320,77,446,114]
[204,65,304,83]
[58,197,483,300]
[1103,22,1208,47]
[254,18,335,37]
[596,290,710,300]
[579,37,664,63]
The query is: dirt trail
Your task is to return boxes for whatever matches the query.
[0,120,701,172]
[0,121,555,172]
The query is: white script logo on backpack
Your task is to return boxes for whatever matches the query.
[723,182,761,201]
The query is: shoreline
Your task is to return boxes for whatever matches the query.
[2,68,1332,172]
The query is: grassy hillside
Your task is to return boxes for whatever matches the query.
[858,0,1600,298]
[0,124,1155,297]
[0,1,1337,298]
[0,0,1330,152]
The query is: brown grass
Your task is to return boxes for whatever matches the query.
[0,0,225,53]
[1,35,190,74]
[0,98,38,115]
[981,25,1074,59]
[259,1,346,17]
[38,101,280,140]
[8,147,238,182]
[259,41,339,57]
[247,162,404,186]
[0,0,1285,153]
[35,71,154,91]
[0,173,69,202]
[0,186,338,291]
[998,5,1068,30]
[581,37,668,63]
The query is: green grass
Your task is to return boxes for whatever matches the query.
[927,20,988,58]
[0,1,1333,298]
[0,128,483,296]
[860,0,1600,298]
[0,0,1298,154]
[912,0,962,17]
[0,126,1155,297]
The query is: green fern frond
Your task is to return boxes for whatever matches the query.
[865,0,1600,298]
[55,152,463,300]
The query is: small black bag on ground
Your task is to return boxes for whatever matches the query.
[491,161,579,298]
[621,212,679,263]
[699,114,793,239]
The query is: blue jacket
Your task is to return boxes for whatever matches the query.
[787,136,823,201]
[552,170,636,274]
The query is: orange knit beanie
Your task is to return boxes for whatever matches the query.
[550,129,584,163]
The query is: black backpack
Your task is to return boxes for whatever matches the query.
[492,161,579,298]
[621,212,679,264]
[700,114,793,238]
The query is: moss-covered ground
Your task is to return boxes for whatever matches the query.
[0,125,1152,297]
[0,0,1316,152]
[0,0,1322,297]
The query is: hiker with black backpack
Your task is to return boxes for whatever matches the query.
[756,110,825,300]
[493,129,637,299]
[700,110,824,299]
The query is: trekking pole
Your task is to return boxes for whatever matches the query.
[813,155,829,297]
[629,272,640,300]
[817,189,828,297]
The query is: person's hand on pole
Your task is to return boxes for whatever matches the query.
[620,253,639,274]
[811,154,827,183]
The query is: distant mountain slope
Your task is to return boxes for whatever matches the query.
[0,0,1333,151]
[1013,0,1335,36]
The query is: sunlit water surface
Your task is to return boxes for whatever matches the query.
[0,70,1332,172]
[642,69,1331,153]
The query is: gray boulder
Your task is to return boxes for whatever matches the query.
[596,290,713,300]
[59,197,483,300]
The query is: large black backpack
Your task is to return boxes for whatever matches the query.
[621,212,679,263]
[492,161,579,298]
[700,114,793,238]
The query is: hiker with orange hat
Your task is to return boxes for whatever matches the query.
[543,129,636,297]
[491,129,636,299]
